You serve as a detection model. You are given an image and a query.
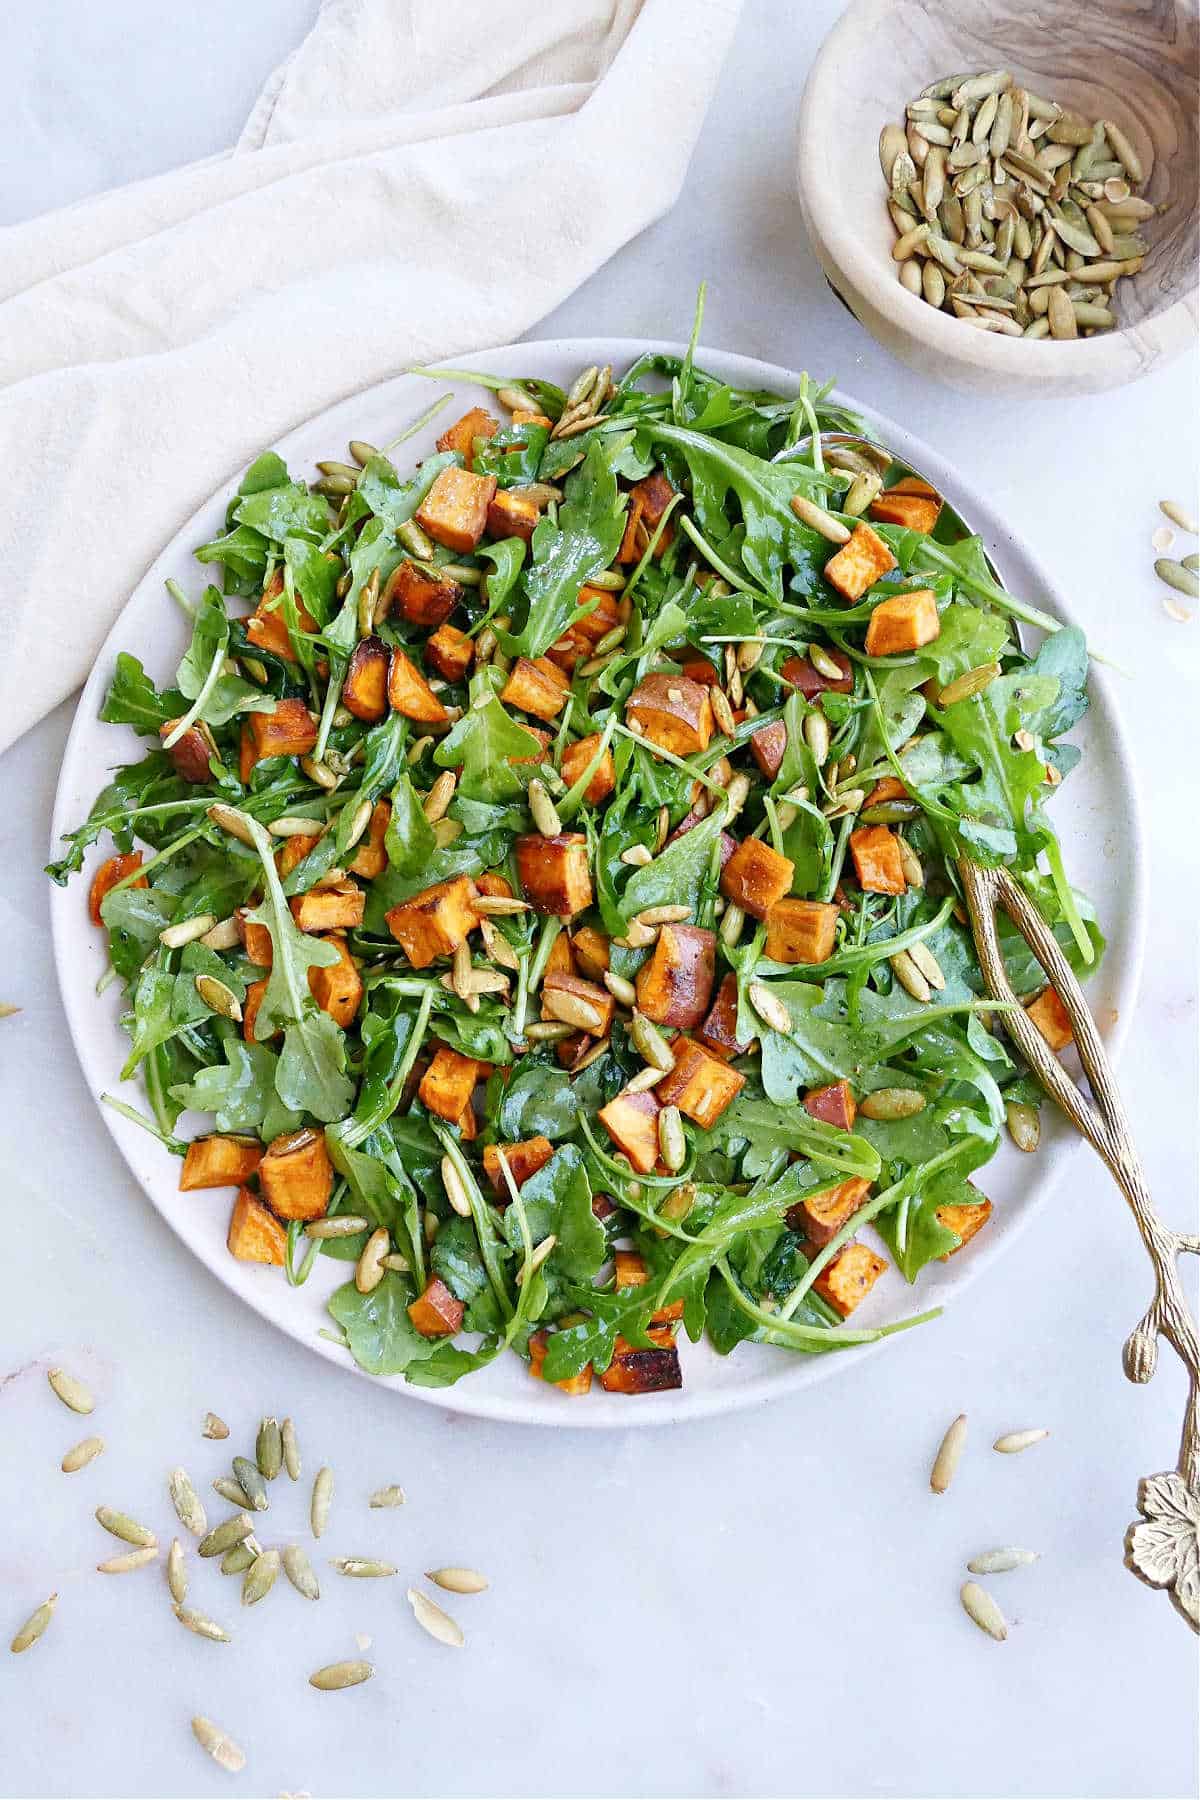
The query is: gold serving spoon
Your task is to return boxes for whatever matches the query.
[786,430,1200,1632]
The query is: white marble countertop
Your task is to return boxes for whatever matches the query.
[1,3,1196,1796]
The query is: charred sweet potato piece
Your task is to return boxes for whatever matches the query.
[307,935,362,1027]
[614,1248,649,1288]
[508,725,550,767]
[811,1240,887,1317]
[1025,986,1074,1052]
[386,875,479,968]
[384,562,462,630]
[698,972,753,1061]
[179,1135,263,1191]
[342,637,391,721]
[936,1197,993,1258]
[245,571,318,662]
[418,1046,485,1123]
[626,674,713,757]
[749,719,788,780]
[541,971,615,1037]
[89,852,146,925]
[276,832,322,878]
[544,932,577,982]
[546,587,622,672]
[764,898,839,964]
[864,589,941,657]
[862,776,909,809]
[235,906,273,967]
[570,926,610,977]
[476,871,514,900]
[349,800,390,880]
[500,656,569,722]
[407,1276,464,1338]
[486,487,540,543]
[242,977,275,1044]
[425,623,474,683]
[654,1036,745,1130]
[387,650,449,724]
[598,1088,662,1174]
[849,825,907,896]
[290,883,365,932]
[257,1128,333,1223]
[483,1136,555,1196]
[159,718,215,783]
[227,1187,287,1265]
[528,1328,592,1396]
[869,485,942,534]
[414,466,497,554]
[786,1176,872,1246]
[248,697,318,763]
[617,470,677,564]
[635,470,677,530]
[515,833,592,918]
[781,648,854,696]
[511,408,552,430]
[803,1080,857,1131]
[436,406,498,462]
[721,838,794,921]
[823,523,896,601]
[561,733,616,804]
[634,925,716,1029]
[597,1336,683,1394]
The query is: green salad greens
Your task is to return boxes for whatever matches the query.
[50,293,1098,1399]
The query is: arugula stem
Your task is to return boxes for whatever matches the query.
[676,513,772,602]
[818,814,854,904]
[716,1258,940,1348]
[342,986,434,1150]
[558,714,617,822]
[162,631,227,750]
[433,1123,513,1321]
[100,1091,186,1153]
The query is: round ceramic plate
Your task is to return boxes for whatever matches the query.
[49,339,1147,1427]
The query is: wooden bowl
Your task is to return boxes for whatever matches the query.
[796,0,1198,394]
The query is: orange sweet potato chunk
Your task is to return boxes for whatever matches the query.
[561,733,616,804]
[804,1081,857,1131]
[698,972,753,1061]
[483,1136,555,1195]
[276,832,322,879]
[528,1328,593,1396]
[786,1176,872,1246]
[626,674,713,757]
[864,589,941,657]
[349,801,390,880]
[248,697,318,762]
[414,466,497,554]
[721,838,795,921]
[546,587,622,672]
[418,1046,485,1123]
[290,883,365,932]
[342,637,391,722]
[863,776,909,809]
[476,872,514,899]
[386,875,479,968]
[869,489,942,534]
[257,1128,334,1222]
[307,935,363,1027]
[387,650,449,724]
[500,656,569,721]
[436,406,498,463]
[936,1197,993,1258]
[515,833,592,917]
[487,488,540,543]
[541,971,615,1037]
[634,925,716,1030]
[1025,986,1074,1052]
[384,563,461,630]
[749,719,787,780]
[425,623,474,683]
[823,523,896,601]
[598,1087,662,1174]
[597,1336,683,1393]
[849,825,907,896]
[570,926,610,977]
[179,1135,263,1191]
[159,719,214,783]
[227,1188,287,1265]
[811,1241,888,1317]
[89,853,146,926]
[764,898,839,965]
[654,1036,745,1130]
[408,1276,464,1338]
[245,571,318,662]
[242,977,274,1044]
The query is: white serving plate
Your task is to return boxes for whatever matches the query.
[49,339,1147,1427]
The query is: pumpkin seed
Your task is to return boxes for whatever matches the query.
[1160,499,1199,535]
[221,1541,257,1575]
[960,1581,1008,1641]
[930,1412,968,1493]
[304,1215,369,1239]
[968,1547,1040,1575]
[168,1469,207,1538]
[241,1548,280,1606]
[1155,559,1200,599]
[282,1544,320,1599]
[524,1020,574,1044]
[543,989,604,1033]
[896,837,924,888]
[175,1603,230,1642]
[528,779,562,838]
[994,1427,1050,1453]
[310,1466,334,1539]
[474,893,529,917]
[61,1434,104,1473]
[191,1715,245,1772]
[630,1010,675,1073]
[1184,554,1200,574]
[199,1514,253,1558]
[199,915,242,951]
[906,940,946,990]
[421,769,457,824]
[310,1659,373,1690]
[1005,1100,1041,1152]
[843,470,883,516]
[658,1106,687,1173]
[748,980,792,1036]
[710,685,736,735]
[158,913,217,950]
[407,1586,465,1648]
[10,1594,56,1654]
[355,1228,390,1295]
[790,494,851,544]
[603,971,637,1008]
[200,1411,230,1443]
[860,1088,926,1121]
[368,1486,407,1509]
[232,1457,269,1513]
[802,711,830,764]
[96,1506,157,1549]
[98,1547,158,1574]
[890,949,930,1004]
[1100,117,1143,183]
[936,662,1000,707]
[166,1538,188,1604]
[426,1567,489,1595]
[212,1475,251,1507]
[879,123,909,183]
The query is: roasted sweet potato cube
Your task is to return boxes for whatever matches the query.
[418,1045,485,1123]
[869,488,942,534]
[812,1239,887,1317]
[455,1098,478,1142]
[242,977,275,1044]
[597,1337,683,1394]
[617,494,645,564]
[386,875,479,968]
[570,926,610,978]
[486,488,540,543]
[786,1176,872,1246]
[849,825,907,896]
[764,898,839,964]
[823,523,896,601]
[436,406,498,462]
[541,971,615,1036]
[635,469,677,529]
[349,801,390,880]
[384,562,461,630]
[781,648,854,696]
[425,623,474,683]
[307,935,363,1027]
[544,933,577,982]
[89,852,146,925]
[598,1087,662,1174]
[407,1275,464,1338]
[245,572,318,662]
[342,636,391,721]
[477,871,514,899]
[698,973,753,1061]
[227,1187,287,1265]
[234,906,273,966]
[248,697,318,762]
[546,587,623,671]
[257,1128,333,1223]
[528,1328,592,1396]
[749,719,787,779]
[159,718,215,783]
[388,649,449,724]
[515,833,592,918]
[634,925,717,1030]
[500,656,569,722]
[561,733,616,804]
[862,776,909,809]
[614,1248,650,1288]
[654,1036,745,1130]
[721,838,795,921]
[626,674,713,757]
[617,471,676,564]
[483,1136,555,1195]
[511,408,553,430]
[803,1080,857,1131]
[276,832,322,878]
[414,466,497,554]
[936,1197,993,1258]
[1025,986,1074,1052]
[179,1135,263,1191]
[290,883,365,932]
[864,589,941,657]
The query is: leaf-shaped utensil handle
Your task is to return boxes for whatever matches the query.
[959,857,1200,1632]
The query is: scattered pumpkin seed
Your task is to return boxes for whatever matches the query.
[369,1486,407,1509]
[282,1544,320,1599]
[175,1603,230,1642]
[98,1546,158,1574]
[191,1715,246,1773]
[1184,554,1200,574]
[860,1087,926,1121]
[967,1547,1040,1575]
[748,980,792,1036]
[168,1468,207,1538]
[202,1412,230,1440]
[1155,558,1200,599]
[630,1010,676,1073]
[355,1227,390,1295]
[790,494,851,543]
[241,1548,281,1606]
[199,915,241,951]
[310,1659,373,1690]
[331,1558,398,1579]
[1005,1100,1041,1152]
[61,1434,104,1473]
[993,1426,1050,1453]
[937,662,1001,707]
[47,1367,94,1415]
[212,1475,251,1507]
[96,1506,157,1549]
[310,1466,334,1539]
[199,1514,253,1558]
[232,1456,269,1512]
[167,1539,188,1605]
[930,1412,968,1493]
[407,1586,465,1649]
[159,913,217,950]
[10,1594,56,1654]
[221,1542,257,1576]
[889,949,931,1004]
[658,1105,687,1173]
[960,1580,1008,1641]
[426,1567,489,1595]
[603,970,637,1008]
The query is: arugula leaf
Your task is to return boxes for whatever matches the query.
[175,587,274,728]
[707,1093,882,1182]
[432,673,542,802]
[618,803,727,922]
[496,435,627,659]
[234,476,331,545]
[496,1064,579,1142]
[498,1145,605,1280]
[328,1271,453,1377]
[100,654,183,735]
[170,1038,301,1138]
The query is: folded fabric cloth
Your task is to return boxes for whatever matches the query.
[0,0,741,754]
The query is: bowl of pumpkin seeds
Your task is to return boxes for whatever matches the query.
[796,0,1198,394]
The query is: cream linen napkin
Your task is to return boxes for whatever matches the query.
[0,0,741,754]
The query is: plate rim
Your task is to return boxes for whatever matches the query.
[48,334,1148,1429]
